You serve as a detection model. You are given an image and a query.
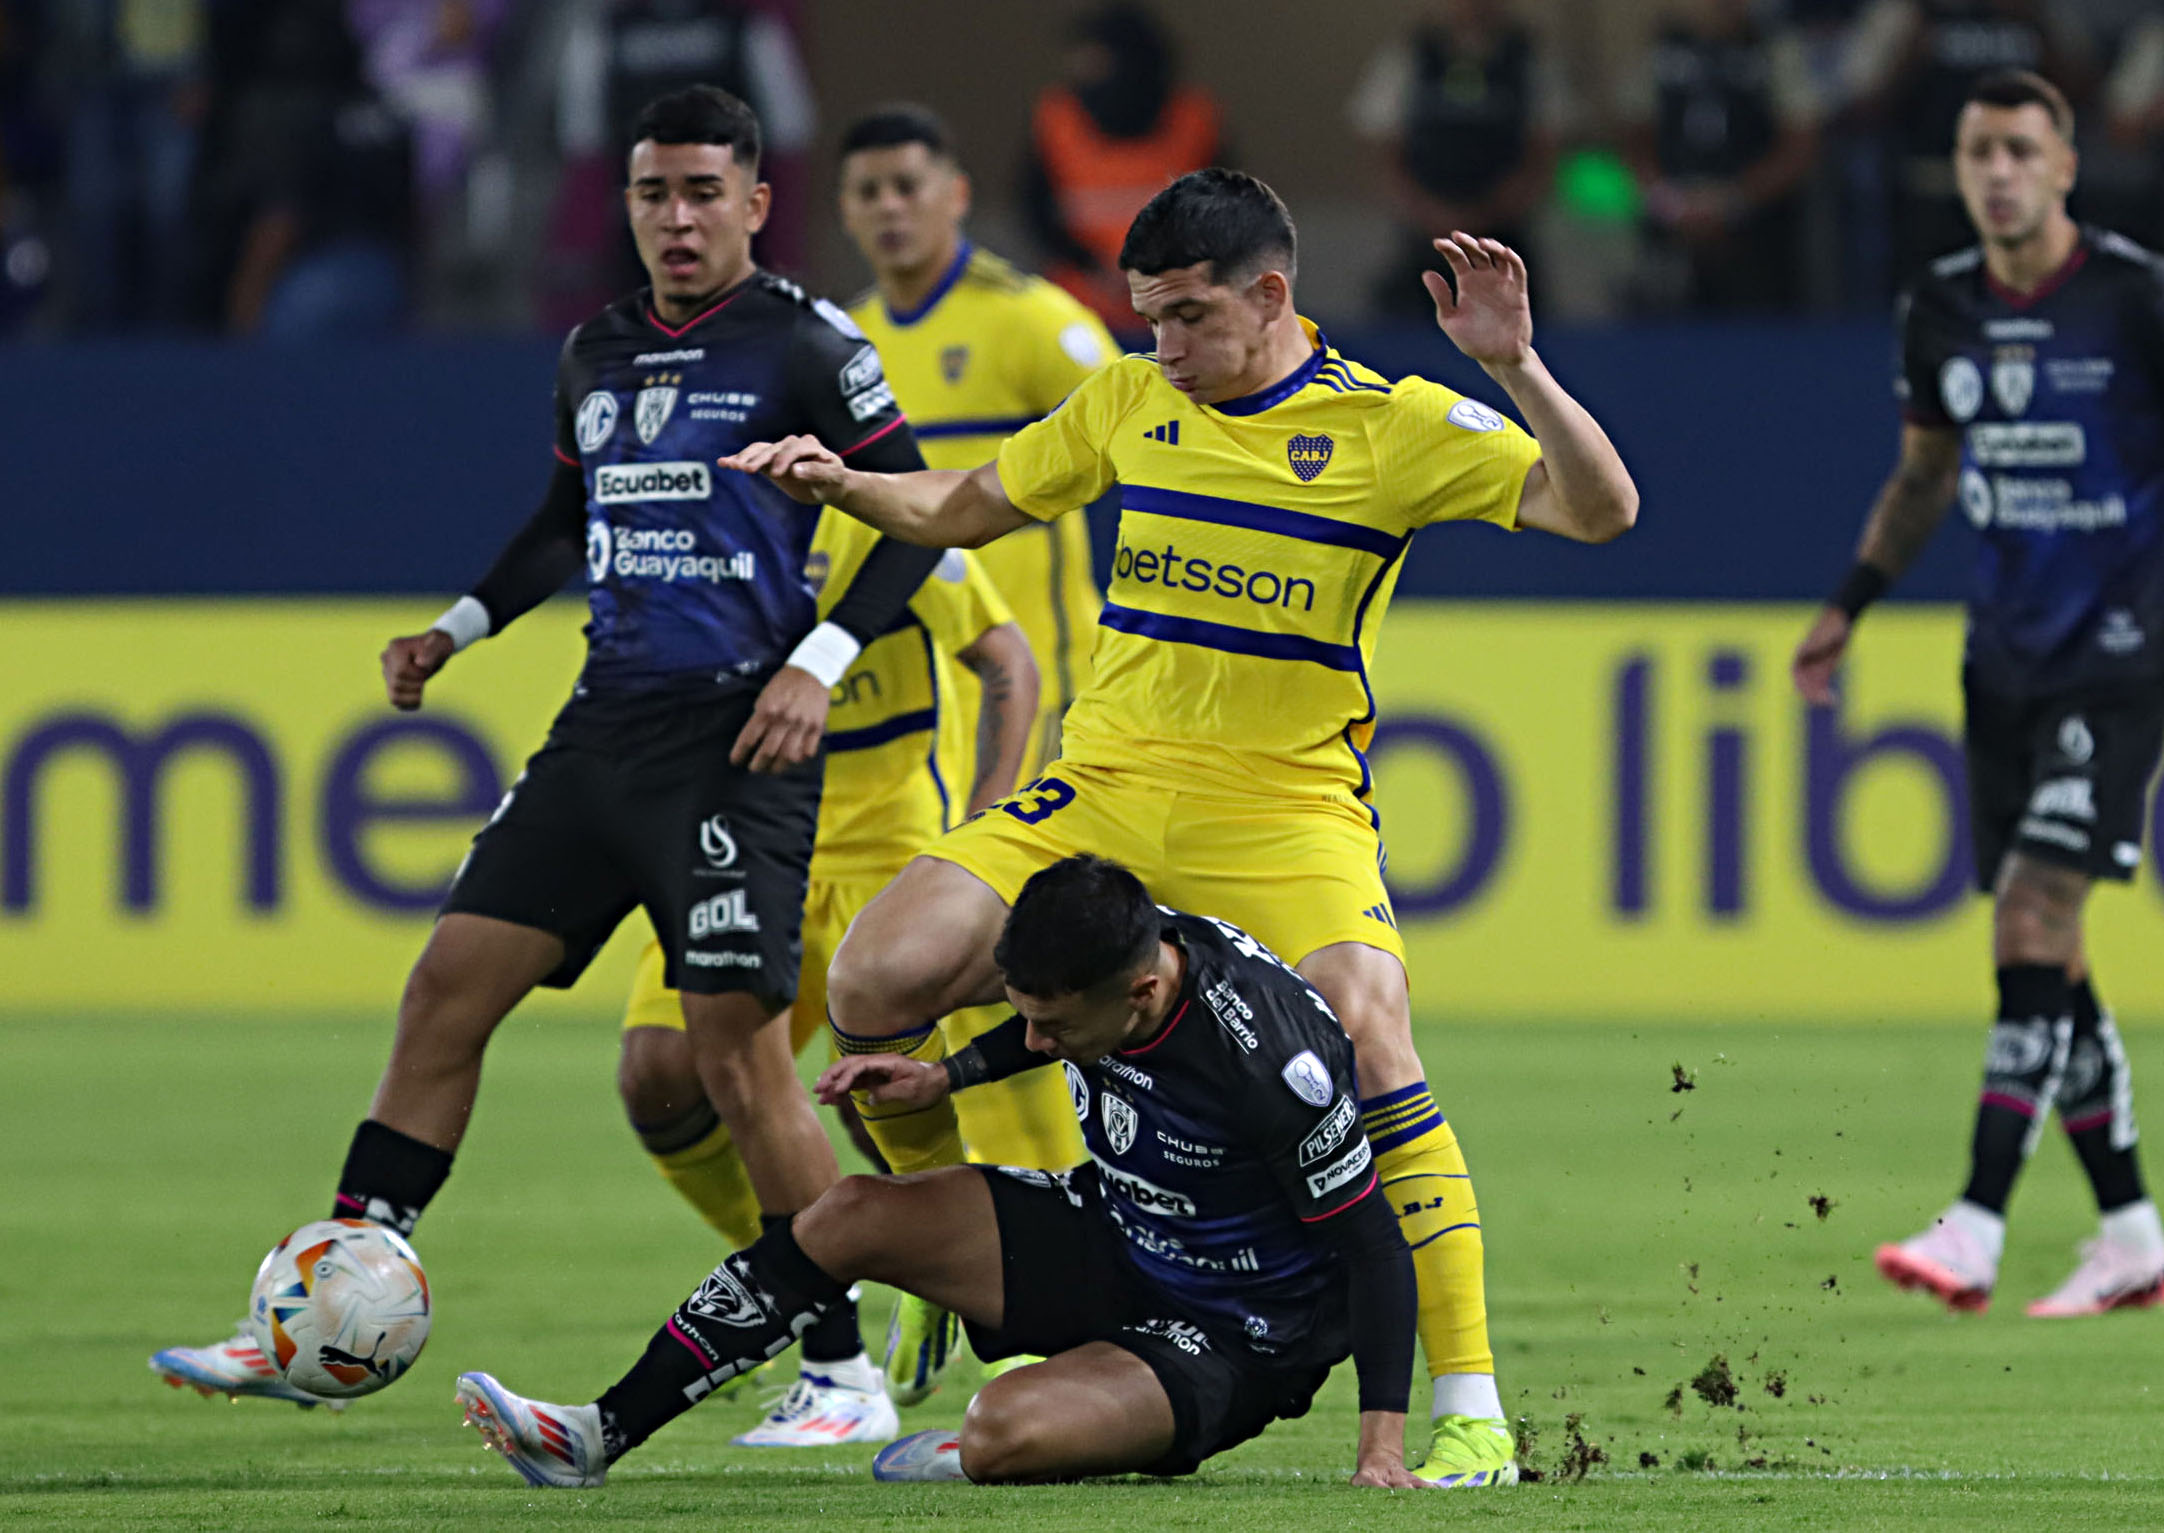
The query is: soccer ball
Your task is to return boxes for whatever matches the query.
[247,1219,432,1399]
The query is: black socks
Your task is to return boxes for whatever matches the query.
[596,1220,848,1463]
[332,1119,453,1235]
[1962,965,2072,1215]
[2061,977,2147,1213]
[764,1216,862,1363]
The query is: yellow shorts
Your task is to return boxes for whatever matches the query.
[622,869,888,1054]
[927,762,1403,968]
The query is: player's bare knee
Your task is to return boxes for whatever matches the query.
[616,1027,707,1131]
[392,951,494,1062]
[827,929,940,1037]
[793,1173,896,1265]
[958,1376,1050,1482]
[1992,859,2088,966]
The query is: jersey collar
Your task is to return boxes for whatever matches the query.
[1207,317,1329,416]
[1118,929,1194,1057]
[884,239,973,328]
[643,272,757,338]
[1984,233,2089,311]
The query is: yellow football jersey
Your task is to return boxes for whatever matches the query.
[849,243,1116,774]
[808,512,1013,876]
[995,318,1543,801]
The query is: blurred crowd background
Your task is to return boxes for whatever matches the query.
[1,0,2159,342]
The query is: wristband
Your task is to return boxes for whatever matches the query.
[430,595,492,652]
[943,1047,990,1094]
[1829,563,1890,620]
[784,620,862,688]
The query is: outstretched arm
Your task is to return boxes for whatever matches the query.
[1425,234,1638,544]
[720,440,1032,550]
[1791,423,1961,705]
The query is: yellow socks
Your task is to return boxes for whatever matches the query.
[831,1016,966,1174]
[644,1112,762,1250]
[944,1004,1086,1171]
[1363,1084,1495,1380]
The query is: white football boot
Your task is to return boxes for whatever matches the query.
[2026,1235,2164,1316]
[1875,1205,1999,1313]
[733,1353,898,1447]
[149,1324,345,1410]
[456,1371,608,1488]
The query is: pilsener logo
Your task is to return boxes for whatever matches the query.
[594,461,711,503]
[1112,537,1316,611]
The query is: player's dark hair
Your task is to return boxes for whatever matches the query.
[629,85,762,169]
[1964,70,2074,142]
[838,104,956,164]
[995,855,1161,998]
[1118,168,1297,287]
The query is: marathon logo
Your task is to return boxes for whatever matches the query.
[633,348,705,365]
[1968,422,2085,468]
[594,460,712,503]
[1304,1138,1372,1199]
[1298,1095,1357,1166]
[684,950,763,969]
[1102,1058,1154,1092]
[1095,1157,1197,1218]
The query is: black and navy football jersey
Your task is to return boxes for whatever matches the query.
[552,274,917,693]
[1898,228,2164,694]
[1065,911,1378,1357]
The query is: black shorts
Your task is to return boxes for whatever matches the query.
[1965,672,2164,891]
[963,1164,1336,1478]
[442,688,820,1000]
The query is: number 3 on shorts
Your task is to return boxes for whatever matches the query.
[1000,775,1077,826]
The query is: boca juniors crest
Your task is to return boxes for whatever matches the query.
[635,374,681,444]
[1287,433,1334,482]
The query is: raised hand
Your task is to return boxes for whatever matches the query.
[1422,233,1533,368]
[718,435,848,505]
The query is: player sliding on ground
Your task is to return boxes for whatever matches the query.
[1794,70,2164,1317]
[611,511,1043,1444]
[458,855,1435,1489]
[720,168,1637,1485]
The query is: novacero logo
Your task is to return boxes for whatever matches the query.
[594,461,712,503]
[1112,537,1317,611]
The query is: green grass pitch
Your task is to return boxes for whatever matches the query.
[3,1012,2159,1530]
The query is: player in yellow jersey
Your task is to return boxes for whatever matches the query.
[724,170,1638,1486]
[611,510,1058,1443]
[835,105,1116,780]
